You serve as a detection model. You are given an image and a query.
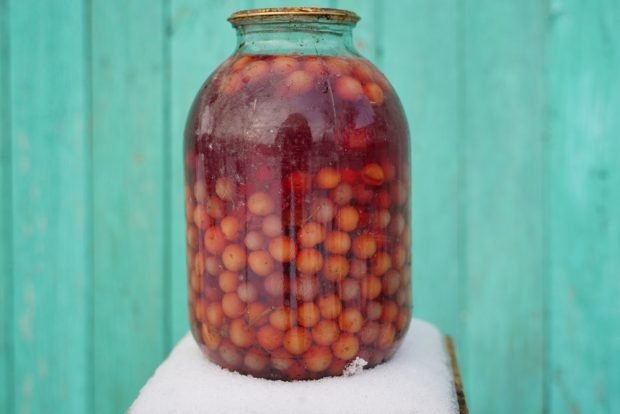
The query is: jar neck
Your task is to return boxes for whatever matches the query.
[234,21,357,56]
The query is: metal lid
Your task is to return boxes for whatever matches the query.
[228,7,360,25]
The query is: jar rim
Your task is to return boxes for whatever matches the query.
[228,7,360,25]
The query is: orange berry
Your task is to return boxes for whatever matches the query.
[271,56,299,75]
[389,212,406,236]
[332,333,359,361]
[204,226,226,254]
[371,252,392,276]
[204,196,225,219]
[294,275,319,301]
[206,302,224,327]
[201,324,221,350]
[377,323,396,349]
[370,209,391,229]
[381,160,397,182]
[269,236,297,262]
[222,292,245,318]
[366,301,383,320]
[219,341,241,367]
[361,163,385,186]
[381,301,399,323]
[269,308,294,331]
[335,76,363,101]
[244,349,269,372]
[283,70,314,95]
[315,167,341,189]
[220,73,242,94]
[297,303,321,328]
[215,177,235,201]
[231,55,252,72]
[361,276,382,300]
[352,234,377,259]
[312,319,340,346]
[340,278,360,302]
[244,230,265,251]
[324,231,351,255]
[264,272,287,297]
[338,308,363,333]
[304,346,333,372]
[323,255,349,282]
[193,180,207,202]
[303,57,328,76]
[296,248,324,274]
[349,259,367,279]
[220,216,241,240]
[204,255,224,276]
[330,183,353,205]
[359,321,381,344]
[382,269,401,296]
[310,197,336,223]
[237,282,258,302]
[391,181,408,205]
[325,57,352,76]
[246,302,268,325]
[257,325,284,351]
[283,328,312,355]
[336,205,360,232]
[392,243,408,269]
[193,205,212,229]
[271,349,294,371]
[261,214,283,237]
[352,61,374,83]
[229,318,255,348]
[298,222,325,248]
[248,250,274,276]
[222,244,246,272]
[241,60,270,84]
[218,270,239,293]
[318,294,342,319]
[248,192,274,216]
[364,82,385,105]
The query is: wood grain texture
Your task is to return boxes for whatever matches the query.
[381,0,462,338]
[7,0,90,413]
[91,0,166,412]
[2,1,620,413]
[462,0,546,413]
[0,0,13,412]
[547,1,620,413]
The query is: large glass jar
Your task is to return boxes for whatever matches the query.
[184,7,412,380]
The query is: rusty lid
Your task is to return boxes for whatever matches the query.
[228,7,360,25]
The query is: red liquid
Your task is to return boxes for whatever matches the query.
[184,54,412,380]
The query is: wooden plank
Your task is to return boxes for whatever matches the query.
[91,0,166,412]
[167,0,255,345]
[462,0,545,412]
[446,337,468,414]
[8,0,90,412]
[548,1,620,413]
[381,1,462,337]
[0,0,13,412]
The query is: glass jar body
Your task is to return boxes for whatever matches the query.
[184,18,412,380]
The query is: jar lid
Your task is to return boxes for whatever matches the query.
[228,7,360,24]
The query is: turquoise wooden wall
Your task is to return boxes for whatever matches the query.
[1,0,618,413]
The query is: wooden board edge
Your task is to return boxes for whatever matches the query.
[445,336,468,414]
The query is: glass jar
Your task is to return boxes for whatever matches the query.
[184,7,412,380]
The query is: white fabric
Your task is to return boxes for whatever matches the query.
[130,319,458,414]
